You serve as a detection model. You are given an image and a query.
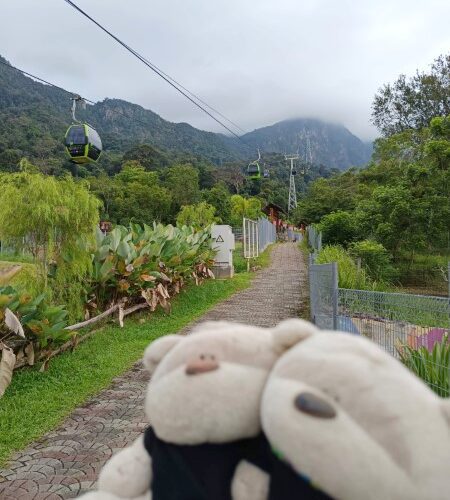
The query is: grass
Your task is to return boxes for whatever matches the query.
[0,260,40,294]
[0,273,251,465]
[233,241,274,273]
[0,252,35,264]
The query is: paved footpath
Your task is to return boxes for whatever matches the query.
[0,243,307,499]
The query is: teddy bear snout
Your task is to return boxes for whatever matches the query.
[294,392,336,419]
[185,354,219,375]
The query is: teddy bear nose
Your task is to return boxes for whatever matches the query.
[185,355,219,375]
[294,392,336,419]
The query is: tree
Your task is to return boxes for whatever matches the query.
[318,211,358,246]
[372,54,450,136]
[201,183,232,224]
[165,164,200,211]
[122,144,169,171]
[176,202,219,229]
[214,163,245,194]
[0,171,101,319]
[106,163,172,225]
[230,195,263,226]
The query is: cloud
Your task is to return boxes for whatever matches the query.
[1,0,449,141]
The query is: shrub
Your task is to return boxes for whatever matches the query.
[318,211,358,246]
[0,286,69,348]
[315,245,378,290]
[176,202,219,229]
[349,240,397,283]
[88,223,216,312]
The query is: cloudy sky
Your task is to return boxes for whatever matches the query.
[1,0,449,140]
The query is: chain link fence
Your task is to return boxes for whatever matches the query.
[307,226,322,251]
[309,255,338,329]
[309,256,450,396]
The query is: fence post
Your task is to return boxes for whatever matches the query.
[331,262,338,330]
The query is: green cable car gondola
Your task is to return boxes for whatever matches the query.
[65,124,102,164]
[64,96,102,164]
[247,149,261,180]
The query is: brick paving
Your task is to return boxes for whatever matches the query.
[0,243,307,499]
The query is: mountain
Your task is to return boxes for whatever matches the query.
[238,118,373,170]
[0,55,372,171]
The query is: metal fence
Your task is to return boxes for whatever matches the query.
[243,218,258,260]
[231,226,243,242]
[309,256,450,396]
[308,226,322,251]
[258,217,277,252]
[309,255,338,329]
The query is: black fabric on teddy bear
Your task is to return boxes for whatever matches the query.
[143,426,271,500]
[267,452,333,500]
[252,434,333,500]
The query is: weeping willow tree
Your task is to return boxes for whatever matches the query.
[0,170,101,320]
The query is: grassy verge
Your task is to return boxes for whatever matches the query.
[0,274,251,465]
[233,242,275,273]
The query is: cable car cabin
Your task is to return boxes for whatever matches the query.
[292,169,297,176]
[65,124,102,164]
[247,163,261,179]
[263,169,270,178]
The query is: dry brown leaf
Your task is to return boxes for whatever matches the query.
[140,274,156,282]
[5,308,25,338]
[0,347,16,397]
[156,283,170,299]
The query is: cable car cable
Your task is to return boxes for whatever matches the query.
[61,0,246,141]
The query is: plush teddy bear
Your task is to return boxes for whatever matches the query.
[83,319,314,500]
[261,327,450,500]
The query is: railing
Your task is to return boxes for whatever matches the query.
[243,218,258,261]
[307,226,322,251]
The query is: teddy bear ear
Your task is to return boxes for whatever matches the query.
[272,318,318,354]
[143,335,182,374]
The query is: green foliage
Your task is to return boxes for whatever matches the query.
[0,285,69,348]
[348,240,396,283]
[316,245,379,290]
[201,183,232,224]
[165,164,200,212]
[176,202,219,229]
[93,164,173,225]
[372,54,450,136]
[230,195,263,226]
[318,211,357,246]
[0,171,100,319]
[232,242,273,273]
[89,223,216,311]
[398,336,449,397]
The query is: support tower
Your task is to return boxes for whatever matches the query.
[285,153,299,213]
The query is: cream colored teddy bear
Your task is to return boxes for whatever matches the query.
[261,327,450,499]
[82,319,313,500]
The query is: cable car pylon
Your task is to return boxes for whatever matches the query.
[285,153,299,213]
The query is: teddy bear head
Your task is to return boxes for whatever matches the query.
[142,319,316,446]
[261,329,450,500]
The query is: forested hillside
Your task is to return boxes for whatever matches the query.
[0,55,371,172]
[239,118,373,170]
